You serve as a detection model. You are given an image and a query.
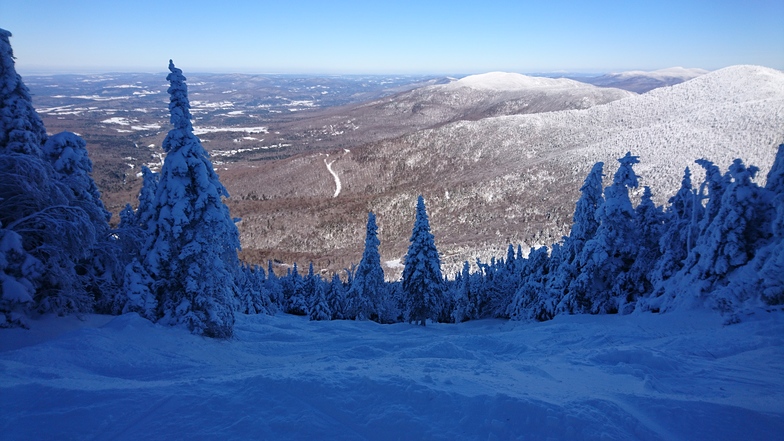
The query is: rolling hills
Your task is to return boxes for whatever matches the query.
[223,65,784,276]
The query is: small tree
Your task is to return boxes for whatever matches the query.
[402,196,444,326]
[309,278,332,321]
[346,212,387,321]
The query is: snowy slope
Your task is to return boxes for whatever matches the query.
[1,310,782,440]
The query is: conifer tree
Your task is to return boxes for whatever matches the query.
[402,196,444,325]
[507,246,550,321]
[116,258,157,320]
[309,277,332,321]
[573,153,640,314]
[0,224,41,327]
[451,261,478,322]
[142,61,240,338]
[325,273,347,320]
[346,212,386,320]
[689,160,771,306]
[284,263,308,315]
[0,29,47,156]
[622,186,665,307]
[650,168,700,289]
[554,162,604,313]
[1,29,98,320]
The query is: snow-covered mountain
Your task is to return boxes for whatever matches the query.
[228,65,784,274]
[582,66,710,93]
[278,72,634,151]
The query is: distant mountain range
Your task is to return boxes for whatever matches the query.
[578,67,710,93]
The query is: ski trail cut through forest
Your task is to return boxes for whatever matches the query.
[325,159,341,198]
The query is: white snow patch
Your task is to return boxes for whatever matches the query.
[101,117,130,125]
[384,258,404,269]
[193,126,268,135]
[325,159,341,198]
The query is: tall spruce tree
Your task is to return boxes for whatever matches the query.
[142,61,240,338]
[346,212,386,320]
[402,196,444,325]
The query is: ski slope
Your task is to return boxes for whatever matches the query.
[1,309,782,440]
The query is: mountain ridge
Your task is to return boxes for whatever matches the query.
[226,65,784,275]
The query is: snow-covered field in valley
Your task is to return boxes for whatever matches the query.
[2,309,782,440]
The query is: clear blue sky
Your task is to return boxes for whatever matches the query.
[3,0,783,74]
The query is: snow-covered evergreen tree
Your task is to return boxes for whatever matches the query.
[451,261,477,323]
[346,212,386,321]
[573,153,640,314]
[142,61,240,338]
[309,277,332,321]
[325,273,347,320]
[554,162,604,314]
[402,196,444,326]
[236,263,273,315]
[507,246,550,321]
[694,159,730,235]
[0,224,41,327]
[284,263,308,315]
[648,167,701,295]
[0,29,47,156]
[42,131,119,312]
[265,260,284,306]
[1,30,100,319]
[670,159,773,311]
[621,186,665,310]
[116,258,157,321]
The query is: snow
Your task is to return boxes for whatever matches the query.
[192,126,268,135]
[101,117,161,131]
[1,309,782,440]
[450,72,587,91]
[325,158,341,198]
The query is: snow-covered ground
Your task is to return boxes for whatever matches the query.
[1,309,782,440]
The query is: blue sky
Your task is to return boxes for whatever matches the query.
[3,0,783,74]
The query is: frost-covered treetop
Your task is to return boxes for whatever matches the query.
[0,28,47,155]
[613,152,640,188]
[165,60,193,133]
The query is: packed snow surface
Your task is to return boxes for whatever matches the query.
[1,310,782,440]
